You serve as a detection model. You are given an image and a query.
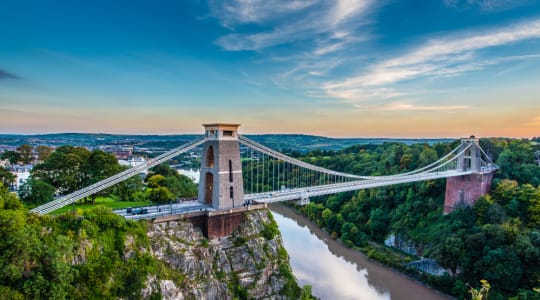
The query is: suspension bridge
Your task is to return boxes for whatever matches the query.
[31,123,498,224]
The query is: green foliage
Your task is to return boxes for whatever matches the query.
[146,164,197,199]
[147,174,166,188]
[113,170,145,202]
[149,186,174,203]
[1,150,22,165]
[0,189,160,299]
[262,212,280,240]
[31,146,126,203]
[0,167,15,187]
[17,144,33,164]
[234,236,247,247]
[496,141,540,186]
[19,178,55,205]
[292,138,540,299]
[278,255,301,298]
[0,183,23,210]
[470,279,491,300]
[300,285,316,300]
[35,145,53,162]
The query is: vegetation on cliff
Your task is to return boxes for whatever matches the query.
[0,183,156,299]
[0,183,308,299]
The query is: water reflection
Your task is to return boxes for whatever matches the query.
[175,168,199,183]
[271,205,450,300]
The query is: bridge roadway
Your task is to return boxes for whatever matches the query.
[113,168,498,220]
[245,169,478,204]
[114,200,213,221]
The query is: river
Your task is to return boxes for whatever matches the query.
[270,204,450,300]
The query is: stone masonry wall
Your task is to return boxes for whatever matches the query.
[444,172,494,214]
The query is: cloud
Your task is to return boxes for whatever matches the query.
[524,116,540,127]
[209,0,318,28]
[0,69,21,80]
[443,0,532,12]
[323,19,540,105]
[355,101,470,111]
[212,0,374,51]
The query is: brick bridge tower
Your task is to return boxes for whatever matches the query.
[198,123,244,209]
[444,137,496,214]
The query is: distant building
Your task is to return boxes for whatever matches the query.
[0,159,10,169]
[11,164,32,191]
[118,155,147,174]
[113,151,132,160]
[0,145,17,153]
[118,155,146,167]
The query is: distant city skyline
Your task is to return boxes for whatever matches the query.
[1,0,540,138]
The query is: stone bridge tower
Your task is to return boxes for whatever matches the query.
[444,137,495,214]
[198,124,244,209]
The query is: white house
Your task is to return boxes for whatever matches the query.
[12,164,32,191]
[118,156,147,174]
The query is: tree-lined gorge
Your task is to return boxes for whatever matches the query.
[287,138,540,299]
[1,138,539,299]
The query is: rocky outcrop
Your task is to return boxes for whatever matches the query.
[144,209,298,299]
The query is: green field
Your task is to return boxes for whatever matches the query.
[50,196,151,215]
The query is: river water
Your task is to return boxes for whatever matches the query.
[270,205,450,300]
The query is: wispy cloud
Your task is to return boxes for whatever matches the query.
[208,1,540,113]
[355,101,470,111]
[209,0,318,28]
[443,0,533,12]
[324,19,540,106]
[212,0,374,51]
[524,116,540,127]
[0,69,21,80]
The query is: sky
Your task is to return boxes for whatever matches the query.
[1,0,540,138]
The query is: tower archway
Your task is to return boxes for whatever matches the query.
[204,172,213,204]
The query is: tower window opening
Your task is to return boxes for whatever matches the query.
[229,160,233,182]
[206,146,215,168]
[223,130,234,137]
[230,186,234,199]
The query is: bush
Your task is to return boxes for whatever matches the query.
[234,236,247,247]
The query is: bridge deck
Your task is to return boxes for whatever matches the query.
[114,200,213,220]
[246,170,478,204]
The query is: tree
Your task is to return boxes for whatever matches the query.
[31,147,121,203]
[528,186,540,228]
[496,141,540,185]
[149,186,173,203]
[35,146,53,162]
[321,208,333,227]
[0,183,22,210]
[419,147,438,167]
[85,150,121,203]
[147,164,177,178]
[146,165,197,199]
[433,236,464,274]
[113,170,144,202]
[18,179,55,205]
[400,153,413,170]
[470,280,491,300]
[31,146,90,194]
[492,180,518,206]
[0,168,15,188]
[1,151,22,165]
[16,144,33,164]
[147,174,166,189]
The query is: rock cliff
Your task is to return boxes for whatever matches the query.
[141,209,302,299]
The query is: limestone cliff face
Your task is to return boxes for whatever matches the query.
[142,209,299,300]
